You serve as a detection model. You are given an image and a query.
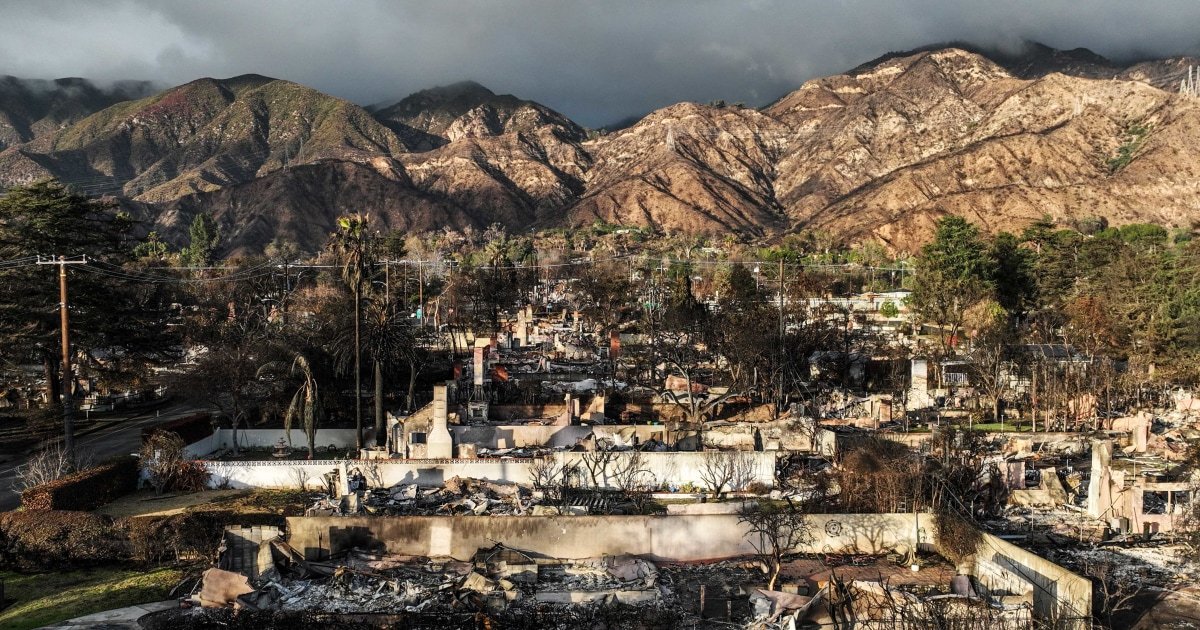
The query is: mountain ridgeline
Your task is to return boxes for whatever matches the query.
[1,44,1198,256]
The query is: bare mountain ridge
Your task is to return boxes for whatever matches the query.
[565,47,1200,251]
[1,43,1199,255]
[372,80,586,150]
[847,40,1199,90]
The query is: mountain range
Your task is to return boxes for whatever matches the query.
[1,43,1198,256]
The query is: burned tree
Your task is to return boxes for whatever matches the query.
[834,437,926,513]
[963,299,1019,424]
[698,450,755,498]
[579,449,619,488]
[1082,558,1143,630]
[739,499,814,590]
[529,457,578,513]
[610,450,656,514]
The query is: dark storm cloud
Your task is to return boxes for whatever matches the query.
[3,0,1199,126]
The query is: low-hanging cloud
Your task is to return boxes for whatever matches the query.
[3,0,1198,126]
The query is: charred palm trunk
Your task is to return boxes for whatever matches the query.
[407,361,418,412]
[354,284,363,452]
[374,360,385,447]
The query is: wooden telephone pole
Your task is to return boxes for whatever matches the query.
[37,255,87,465]
[777,258,785,412]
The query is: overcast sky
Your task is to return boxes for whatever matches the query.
[3,0,1199,127]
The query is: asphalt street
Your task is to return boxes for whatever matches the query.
[0,402,202,511]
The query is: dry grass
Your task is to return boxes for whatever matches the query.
[96,488,252,518]
[97,488,312,519]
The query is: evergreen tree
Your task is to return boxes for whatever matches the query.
[909,216,992,353]
[0,181,171,456]
[182,213,220,266]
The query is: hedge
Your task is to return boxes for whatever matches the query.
[0,510,127,570]
[0,508,285,571]
[128,509,282,565]
[20,455,139,511]
[143,412,212,446]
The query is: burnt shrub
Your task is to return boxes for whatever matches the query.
[933,508,983,565]
[0,510,129,570]
[172,460,211,493]
[20,455,139,511]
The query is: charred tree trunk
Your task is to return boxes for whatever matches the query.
[374,360,385,447]
[407,361,418,413]
[42,354,60,408]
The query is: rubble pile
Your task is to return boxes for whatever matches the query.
[744,577,1031,630]
[278,564,458,614]
[308,476,537,517]
[171,527,1032,630]
[174,539,695,628]
[536,555,661,594]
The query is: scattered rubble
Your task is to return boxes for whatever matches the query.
[304,475,537,517]
[169,529,1014,629]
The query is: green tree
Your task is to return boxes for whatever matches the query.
[0,181,167,462]
[181,213,220,266]
[988,232,1036,315]
[909,217,993,353]
[132,231,170,261]
[356,296,413,447]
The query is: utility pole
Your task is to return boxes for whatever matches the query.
[37,255,87,466]
[777,258,785,412]
[383,259,391,310]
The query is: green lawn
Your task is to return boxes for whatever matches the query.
[0,566,183,630]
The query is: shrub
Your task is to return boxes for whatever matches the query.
[745,481,772,495]
[14,444,93,492]
[173,460,211,492]
[933,508,983,565]
[142,430,186,495]
[20,455,139,511]
[0,510,128,570]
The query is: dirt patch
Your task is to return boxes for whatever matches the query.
[98,489,252,518]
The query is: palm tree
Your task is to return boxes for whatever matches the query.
[260,353,322,459]
[327,214,372,451]
[360,296,411,447]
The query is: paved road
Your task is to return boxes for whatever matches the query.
[0,402,202,511]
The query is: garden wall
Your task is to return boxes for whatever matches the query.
[204,458,535,490]
[285,512,926,563]
[553,450,776,490]
[201,449,777,492]
[186,428,362,457]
